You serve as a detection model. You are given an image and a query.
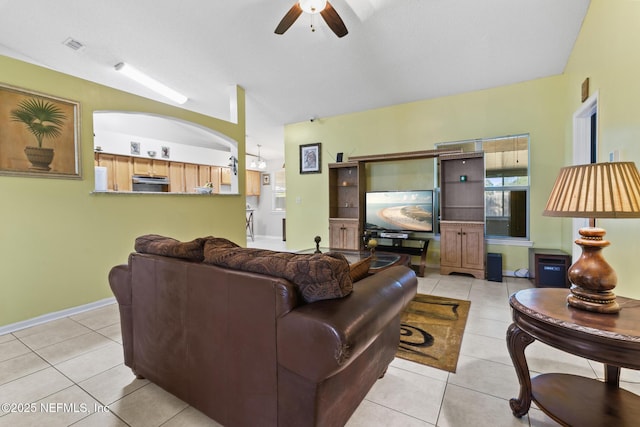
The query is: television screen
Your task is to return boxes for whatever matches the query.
[365,190,434,232]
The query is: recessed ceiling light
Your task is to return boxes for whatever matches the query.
[114,62,188,105]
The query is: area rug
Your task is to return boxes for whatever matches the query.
[397,294,471,373]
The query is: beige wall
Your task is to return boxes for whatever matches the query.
[0,55,247,327]
[285,0,640,299]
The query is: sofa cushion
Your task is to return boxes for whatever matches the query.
[203,244,353,303]
[349,256,371,283]
[135,234,238,261]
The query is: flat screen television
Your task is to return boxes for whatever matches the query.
[365,190,434,233]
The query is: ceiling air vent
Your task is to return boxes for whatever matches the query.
[62,37,85,51]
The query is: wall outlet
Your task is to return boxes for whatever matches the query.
[609,150,620,162]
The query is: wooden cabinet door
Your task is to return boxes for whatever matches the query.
[168,162,185,193]
[221,167,232,185]
[198,165,211,187]
[342,221,360,250]
[246,170,261,196]
[252,170,261,195]
[329,220,343,249]
[133,158,151,176]
[210,166,221,193]
[97,154,131,191]
[114,155,132,191]
[152,159,168,177]
[329,219,359,249]
[440,223,462,268]
[184,163,198,192]
[96,153,116,191]
[133,158,168,177]
[461,224,485,270]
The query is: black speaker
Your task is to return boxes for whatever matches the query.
[537,258,569,287]
[336,152,343,162]
[487,253,503,282]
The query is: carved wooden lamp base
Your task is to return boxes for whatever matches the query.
[542,162,640,314]
[567,227,620,314]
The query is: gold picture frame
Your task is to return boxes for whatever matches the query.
[0,83,81,179]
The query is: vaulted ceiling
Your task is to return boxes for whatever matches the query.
[0,0,590,159]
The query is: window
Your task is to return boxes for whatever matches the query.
[272,168,286,212]
[436,134,530,240]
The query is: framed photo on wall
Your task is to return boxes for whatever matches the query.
[0,83,81,179]
[262,173,270,185]
[299,142,321,174]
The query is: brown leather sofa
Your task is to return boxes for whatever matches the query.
[109,236,417,427]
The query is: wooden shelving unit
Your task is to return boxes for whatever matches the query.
[328,162,365,249]
[439,152,486,279]
[348,148,461,163]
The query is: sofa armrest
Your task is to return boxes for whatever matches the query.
[277,265,417,381]
[108,263,134,368]
[109,264,131,305]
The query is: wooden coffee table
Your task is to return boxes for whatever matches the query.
[507,288,640,426]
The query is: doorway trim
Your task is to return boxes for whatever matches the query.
[571,91,599,259]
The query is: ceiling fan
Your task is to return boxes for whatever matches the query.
[275,0,348,38]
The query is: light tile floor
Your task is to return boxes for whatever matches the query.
[1,237,639,426]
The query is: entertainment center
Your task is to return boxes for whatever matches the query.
[328,148,484,278]
[439,151,486,279]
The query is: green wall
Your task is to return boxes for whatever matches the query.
[0,55,247,326]
[285,75,568,271]
[285,0,640,299]
[560,0,640,299]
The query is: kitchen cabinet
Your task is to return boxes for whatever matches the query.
[246,170,261,196]
[197,165,221,193]
[439,152,485,278]
[221,167,232,185]
[198,165,211,187]
[328,162,364,249]
[329,219,360,250]
[95,153,231,194]
[210,166,221,193]
[95,153,132,191]
[133,158,168,177]
[168,162,186,193]
[184,163,199,193]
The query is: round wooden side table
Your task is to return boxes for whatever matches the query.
[507,288,640,426]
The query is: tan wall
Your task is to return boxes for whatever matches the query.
[0,55,247,326]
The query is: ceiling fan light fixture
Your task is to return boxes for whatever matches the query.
[114,62,188,105]
[299,0,327,14]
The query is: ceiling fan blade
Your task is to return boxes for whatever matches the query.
[275,3,303,35]
[320,1,348,38]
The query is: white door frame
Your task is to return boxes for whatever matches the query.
[571,91,599,260]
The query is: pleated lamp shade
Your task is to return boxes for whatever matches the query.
[543,162,640,219]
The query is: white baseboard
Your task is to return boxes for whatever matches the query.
[0,297,116,335]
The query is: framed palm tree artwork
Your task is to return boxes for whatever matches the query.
[0,83,81,179]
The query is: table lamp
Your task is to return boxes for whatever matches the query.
[543,162,640,313]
